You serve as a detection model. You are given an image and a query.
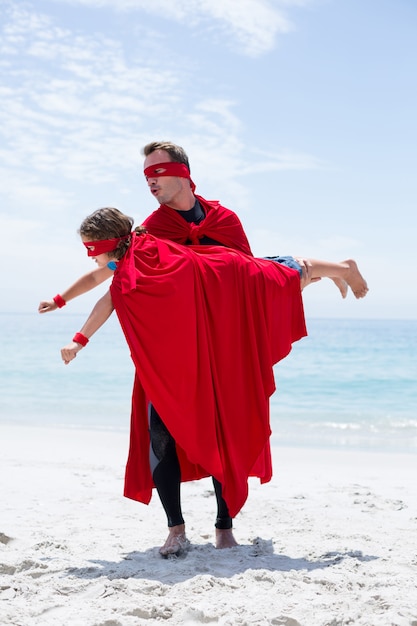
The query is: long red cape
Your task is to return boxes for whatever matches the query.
[142,195,253,255]
[110,234,307,518]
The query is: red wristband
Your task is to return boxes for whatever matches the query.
[72,332,89,347]
[53,294,66,308]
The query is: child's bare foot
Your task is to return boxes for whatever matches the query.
[342,259,369,298]
[159,525,190,558]
[215,528,239,549]
[331,277,348,299]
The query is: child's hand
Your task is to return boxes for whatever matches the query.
[38,300,57,313]
[61,341,83,365]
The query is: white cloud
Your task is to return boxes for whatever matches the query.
[240,152,326,174]
[195,0,292,56]
[0,1,320,229]
[246,147,327,172]
[0,171,74,214]
[0,3,184,190]
[46,0,304,56]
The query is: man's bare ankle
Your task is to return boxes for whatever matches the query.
[215,528,239,549]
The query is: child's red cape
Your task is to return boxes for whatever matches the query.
[110,234,307,518]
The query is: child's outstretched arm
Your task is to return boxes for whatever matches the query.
[38,265,113,313]
[61,290,114,364]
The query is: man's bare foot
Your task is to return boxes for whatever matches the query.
[159,524,190,558]
[342,259,369,298]
[331,277,348,299]
[215,528,239,549]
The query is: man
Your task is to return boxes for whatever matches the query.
[141,142,256,555]
[141,142,252,255]
[39,141,312,556]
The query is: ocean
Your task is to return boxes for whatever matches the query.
[1,312,416,454]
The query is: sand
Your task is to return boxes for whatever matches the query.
[1,423,417,626]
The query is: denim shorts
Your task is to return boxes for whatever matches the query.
[264,255,302,277]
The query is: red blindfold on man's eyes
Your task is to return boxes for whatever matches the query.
[144,162,196,191]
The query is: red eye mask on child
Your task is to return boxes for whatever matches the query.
[144,162,196,191]
[83,235,130,256]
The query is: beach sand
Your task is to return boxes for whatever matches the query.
[1,424,417,626]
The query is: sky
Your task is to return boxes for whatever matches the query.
[1,0,416,320]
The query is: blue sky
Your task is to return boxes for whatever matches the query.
[1,0,416,319]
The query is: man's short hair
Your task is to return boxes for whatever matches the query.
[142,141,190,171]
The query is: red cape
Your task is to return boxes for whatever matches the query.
[142,195,253,256]
[110,234,306,518]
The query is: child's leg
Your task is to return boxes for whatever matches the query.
[304,258,368,299]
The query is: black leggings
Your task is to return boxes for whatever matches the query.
[149,405,233,529]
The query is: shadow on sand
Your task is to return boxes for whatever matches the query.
[65,539,378,585]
